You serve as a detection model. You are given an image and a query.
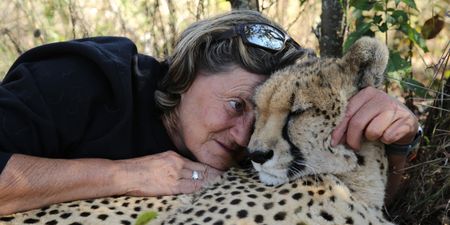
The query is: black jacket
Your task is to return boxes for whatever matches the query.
[0,37,176,173]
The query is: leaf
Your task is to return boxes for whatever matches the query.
[134,211,158,225]
[399,24,429,52]
[343,22,373,53]
[391,10,409,24]
[400,0,418,10]
[350,0,376,10]
[401,78,428,97]
[421,15,445,39]
[373,15,383,24]
[386,51,410,73]
[378,22,388,32]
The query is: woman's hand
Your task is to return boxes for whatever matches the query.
[116,151,223,196]
[331,86,419,150]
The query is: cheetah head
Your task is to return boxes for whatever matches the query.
[248,37,389,185]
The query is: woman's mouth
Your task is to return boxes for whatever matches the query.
[216,140,235,153]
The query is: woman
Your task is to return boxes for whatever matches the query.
[0,10,419,215]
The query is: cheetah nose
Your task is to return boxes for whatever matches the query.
[249,150,274,164]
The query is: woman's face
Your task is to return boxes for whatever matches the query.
[175,67,266,170]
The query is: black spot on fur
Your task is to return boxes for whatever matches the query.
[330,196,336,202]
[255,214,264,223]
[183,208,194,214]
[279,189,290,195]
[356,154,365,166]
[80,212,91,217]
[195,210,205,217]
[248,194,257,199]
[264,202,274,210]
[97,214,108,221]
[0,217,14,222]
[274,211,287,221]
[213,220,224,225]
[308,199,314,207]
[120,220,131,225]
[345,217,354,224]
[230,191,240,195]
[320,211,334,221]
[263,193,272,199]
[44,220,57,225]
[237,210,248,218]
[60,213,72,219]
[349,204,354,211]
[208,206,218,213]
[36,211,46,217]
[49,210,59,215]
[292,193,303,200]
[247,201,256,207]
[218,208,227,214]
[23,218,40,224]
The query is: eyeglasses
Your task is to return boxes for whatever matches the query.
[217,23,301,52]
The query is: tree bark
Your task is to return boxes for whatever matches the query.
[227,0,259,11]
[320,0,346,57]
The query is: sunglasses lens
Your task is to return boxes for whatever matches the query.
[243,24,285,51]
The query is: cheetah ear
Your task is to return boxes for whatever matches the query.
[340,37,389,89]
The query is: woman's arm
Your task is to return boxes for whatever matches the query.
[0,154,120,215]
[0,151,222,215]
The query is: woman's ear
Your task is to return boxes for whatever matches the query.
[340,37,389,89]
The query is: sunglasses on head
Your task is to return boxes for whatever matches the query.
[217,23,301,52]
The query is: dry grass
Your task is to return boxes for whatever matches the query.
[387,42,450,225]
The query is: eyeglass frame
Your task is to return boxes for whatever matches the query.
[216,23,302,52]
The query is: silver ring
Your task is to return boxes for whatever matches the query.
[192,170,200,180]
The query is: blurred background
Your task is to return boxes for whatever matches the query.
[0,0,448,224]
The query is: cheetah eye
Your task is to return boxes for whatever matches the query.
[291,108,305,116]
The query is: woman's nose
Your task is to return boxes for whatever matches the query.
[230,114,255,147]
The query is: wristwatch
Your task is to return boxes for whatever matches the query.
[385,126,423,155]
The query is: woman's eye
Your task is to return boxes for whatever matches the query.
[229,100,245,113]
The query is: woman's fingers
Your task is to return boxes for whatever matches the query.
[332,87,377,147]
[332,86,419,150]
[183,161,224,182]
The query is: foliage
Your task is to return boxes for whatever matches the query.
[344,0,441,99]
[134,211,158,225]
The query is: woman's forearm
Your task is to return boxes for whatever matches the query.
[0,154,124,215]
[385,154,407,204]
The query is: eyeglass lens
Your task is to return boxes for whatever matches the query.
[243,24,285,51]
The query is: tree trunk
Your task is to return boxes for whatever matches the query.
[227,0,259,11]
[320,0,346,57]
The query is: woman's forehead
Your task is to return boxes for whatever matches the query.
[202,68,267,97]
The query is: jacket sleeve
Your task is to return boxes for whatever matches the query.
[0,37,138,174]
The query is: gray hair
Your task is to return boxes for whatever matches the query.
[155,10,308,130]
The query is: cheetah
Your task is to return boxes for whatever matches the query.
[0,37,395,225]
